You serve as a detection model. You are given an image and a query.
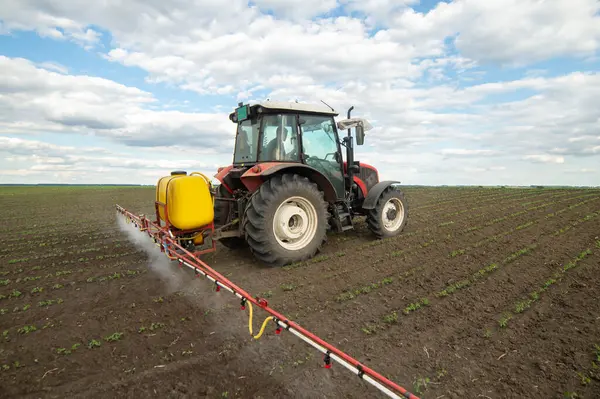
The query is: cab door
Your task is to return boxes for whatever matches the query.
[298,115,345,199]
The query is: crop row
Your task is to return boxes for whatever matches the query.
[496,242,598,329]
[353,206,599,334]
[429,188,581,217]
[413,187,565,211]
[287,195,596,313]
[316,194,600,291]
[0,268,145,304]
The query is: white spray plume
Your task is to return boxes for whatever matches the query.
[114,212,338,396]
[115,212,229,309]
[116,212,184,293]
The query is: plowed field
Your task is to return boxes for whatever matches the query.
[1,185,599,399]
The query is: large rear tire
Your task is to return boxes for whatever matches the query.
[366,186,408,239]
[213,184,247,249]
[242,174,328,266]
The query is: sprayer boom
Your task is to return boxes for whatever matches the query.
[115,203,419,399]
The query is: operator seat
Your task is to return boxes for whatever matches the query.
[265,126,288,160]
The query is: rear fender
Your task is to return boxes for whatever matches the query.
[361,180,401,210]
[214,165,234,193]
[241,162,338,202]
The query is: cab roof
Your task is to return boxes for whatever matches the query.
[235,100,339,117]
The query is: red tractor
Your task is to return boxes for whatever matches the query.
[210,100,408,266]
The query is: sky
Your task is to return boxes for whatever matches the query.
[0,0,599,186]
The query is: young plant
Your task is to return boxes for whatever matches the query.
[403,298,429,314]
[104,332,124,342]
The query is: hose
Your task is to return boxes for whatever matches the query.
[189,171,216,205]
[247,301,274,339]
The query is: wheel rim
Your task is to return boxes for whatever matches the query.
[382,197,405,232]
[272,196,318,251]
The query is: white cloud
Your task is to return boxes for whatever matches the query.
[523,154,565,164]
[389,0,600,65]
[0,56,234,150]
[0,1,599,186]
[439,149,501,157]
[0,137,219,185]
[251,0,339,19]
[36,61,69,74]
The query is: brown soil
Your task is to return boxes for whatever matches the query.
[1,186,599,399]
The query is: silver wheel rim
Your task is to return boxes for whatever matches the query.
[273,196,318,251]
[382,197,405,232]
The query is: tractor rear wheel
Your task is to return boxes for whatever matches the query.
[366,186,408,239]
[242,173,328,266]
[213,184,247,249]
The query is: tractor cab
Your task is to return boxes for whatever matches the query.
[228,101,371,201]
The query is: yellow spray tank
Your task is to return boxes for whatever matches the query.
[156,171,214,245]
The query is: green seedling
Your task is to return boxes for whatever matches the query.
[149,322,165,331]
[413,376,430,395]
[280,283,296,291]
[449,249,465,257]
[18,325,37,334]
[382,312,398,324]
[104,332,124,342]
[362,324,377,334]
[403,298,429,314]
[498,312,512,328]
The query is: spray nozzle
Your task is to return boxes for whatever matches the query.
[273,317,282,334]
[215,282,220,292]
[240,298,247,310]
[323,352,331,369]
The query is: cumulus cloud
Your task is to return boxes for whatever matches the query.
[439,149,501,157]
[0,137,218,184]
[389,0,600,65]
[0,56,235,150]
[251,0,339,19]
[523,154,565,164]
[0,1,599,185]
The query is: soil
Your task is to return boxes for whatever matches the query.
[0,185,599,399]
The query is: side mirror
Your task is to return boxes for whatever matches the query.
[355,125,365,145]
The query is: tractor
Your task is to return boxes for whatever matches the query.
[206,100,408,266]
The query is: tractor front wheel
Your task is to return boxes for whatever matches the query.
[242,174,328,266]
[366,186,408,239]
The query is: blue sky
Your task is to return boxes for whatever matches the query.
[1,0,599,185]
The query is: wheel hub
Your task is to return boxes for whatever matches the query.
[274,204,309,241]
[386,207,397,221]
[273,196,318,251]
[382,197,404,231]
